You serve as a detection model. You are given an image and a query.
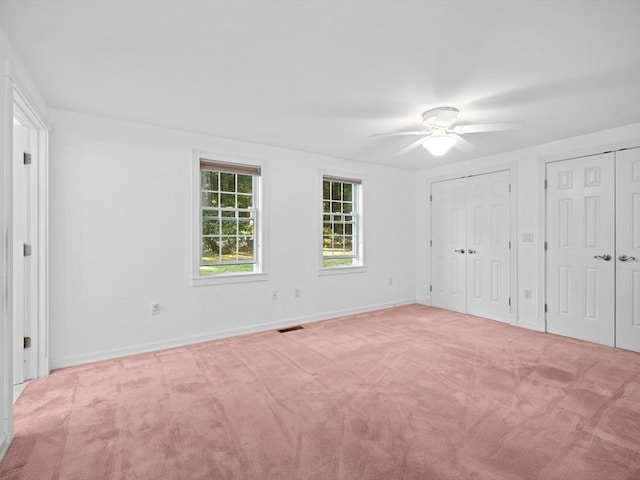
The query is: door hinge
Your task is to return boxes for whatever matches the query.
[508,240,511,249]
[544,241,548,251]
[429,285,432,292]
[508,298,511,306]
[23,152,32,165]
[508,184,511,192]
[23,336,31,349]
[430,194,433,202]
[544,179,548,189]
[23,243,32,256]
[544,303,548,313]
[430,239,432,247]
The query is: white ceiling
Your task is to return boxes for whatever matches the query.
[1,0,639,169]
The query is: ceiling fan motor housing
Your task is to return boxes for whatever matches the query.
[422,106,459,129]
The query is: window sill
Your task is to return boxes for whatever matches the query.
[192,272,268,286]
[318,266,367,276]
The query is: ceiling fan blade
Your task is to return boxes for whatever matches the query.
[452,122,521,134]
[395,136,429,155]
[450,133,474,152]
[370,130,429,138]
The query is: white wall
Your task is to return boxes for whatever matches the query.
[415,123,640,330]
[49,109,416,368]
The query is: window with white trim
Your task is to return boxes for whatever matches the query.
[199,159,261,276]
[322,175,362,268]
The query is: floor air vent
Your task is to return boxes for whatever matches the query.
[277,325,304,333]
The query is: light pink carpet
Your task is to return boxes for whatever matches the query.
[1,305,639,479]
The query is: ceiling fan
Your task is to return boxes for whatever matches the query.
[371,106,519,157]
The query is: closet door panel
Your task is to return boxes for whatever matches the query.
[615,147,640,353]
[431,178,467,313]
[546,154,615,346]
[466,171,511,321]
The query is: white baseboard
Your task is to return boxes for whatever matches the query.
[50,298,416,370]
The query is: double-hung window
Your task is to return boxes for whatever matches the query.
[199,159,261,276]
[322,175,363,268]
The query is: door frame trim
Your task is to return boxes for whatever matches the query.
[427,162,518,325]
[13,86,49,379]
[0,55,49,461]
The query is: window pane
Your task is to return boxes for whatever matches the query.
[199,164,260,275]
[344,223,353,235]
[201,171,218,191]
[334,223,343,235]
[345,236,353,252]
[323,201,330,213]
[202,238,220,262]
[238,219,253,236]
[201,192,219,207]
[332,201,341,213]
[237,194,252,209]
[221,237,237,257]
[221,219,238,235]
[237,174,253,194]
[331,182,342,200]
[323,181,331,200]
[343,182,352,200]
[238,238,254,260]
[220,193,236,208]
[220,172,235,192]
[342,202,352,214]
[202,218,220,236]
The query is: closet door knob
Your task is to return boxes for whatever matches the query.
[619,254,636,262]
[454,249,465,254]
[468,249,477,254]
[593,254,612,261]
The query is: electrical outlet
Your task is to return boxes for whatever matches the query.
[295,288,300,298]
[151,303,160,316]
[272,290,278,300]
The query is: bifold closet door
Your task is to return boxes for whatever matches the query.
[546,153,616,347]
[616,147,640,352]
[431,171,511,322]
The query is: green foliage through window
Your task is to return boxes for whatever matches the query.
[322,177,359,267]
[200,165,258,276]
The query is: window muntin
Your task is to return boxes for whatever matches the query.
[322,176,361,268]
[200,160,260,276]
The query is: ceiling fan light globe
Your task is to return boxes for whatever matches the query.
[422,135,456,156]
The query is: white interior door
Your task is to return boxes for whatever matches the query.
[615,147,640,352]
[12,122,27,385]
[431,171,511,322]
[546,153,615,346]
[431,178,467,313]
[466,172,511,321]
